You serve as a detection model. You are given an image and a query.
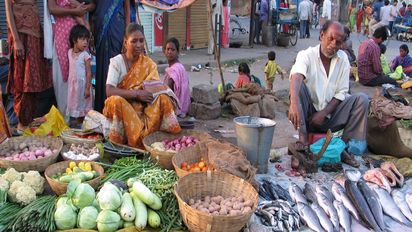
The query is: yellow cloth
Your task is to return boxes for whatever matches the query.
[23,105,68,137]
[103,54,181,148]
[264,60,284,83]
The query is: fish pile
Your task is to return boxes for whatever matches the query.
[288,167,412,232]
[256,178,300,231]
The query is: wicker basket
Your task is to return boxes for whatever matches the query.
[174,171,258,232]
[45,160,104,195]
[143,130,212,170]
[172,145,210,178]
[61,144,101,162]
[60,128,103,144]
[0,136,63,172]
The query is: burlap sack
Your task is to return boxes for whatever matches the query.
[367,117,412,159]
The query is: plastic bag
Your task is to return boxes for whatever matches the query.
[23,105,68,137]
[310,137,346,166]
[389,65,403,80]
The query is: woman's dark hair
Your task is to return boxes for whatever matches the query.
[238,62,250,77]
[344,26,351,40]
[403,2,407,7]
[164,37,180,53]
[373,26,388,41]
[380,44,387,54]
[124,23,144,39]
[400,44,409,54]
[69,24,90,48]
[268,51,276,60]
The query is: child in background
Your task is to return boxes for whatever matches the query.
[67,25,92,127]
[264,51,285,91]
[380,44,391,75]
[234,63,252,88]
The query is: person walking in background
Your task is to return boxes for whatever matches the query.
[264,51,285,91]
[306,0,314,38]
[389,0,398,33]
[5,0,53,131]
[356,3,363,33]
[370,0,391,37]
[322,0,332,21]
[94,0,136,112]
[256,0,269,44]
[368,0,384,37]
[163,38,191,118]
[48,0,94,118]
[399,2,407,17]
[299,0,312,38]
[253,0,262,44]
[348,2,358,32]
[66,25,93,128]
[280,0,290,32]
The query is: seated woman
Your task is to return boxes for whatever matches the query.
[234,63,252,88]
[104,23,181,148]
[163,37,191,118]
[391,44,412,77]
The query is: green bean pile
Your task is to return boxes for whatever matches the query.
[7,195,57,232]
[103,157,185,232]
[0,203,22,232]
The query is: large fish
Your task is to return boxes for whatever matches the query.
[372,185,412,227]
[304,183,318,204]
[345,169,361,182]
[357,180,385,231]
[344,180,382,232]
[392,190,412,222]
[289,183,308,205]
[297,202,326,232]
[316,191,339,231]
[311,202,334,232]
[333,200,351,232]
[406,193,412,212]
[315,184,334,202]
[331,181,360,221]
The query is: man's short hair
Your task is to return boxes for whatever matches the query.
[321,20,343,34]
[380,44,387,54]
[384,0,389,5]
[373,26,389,41]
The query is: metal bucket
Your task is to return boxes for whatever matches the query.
[234,116,276,174]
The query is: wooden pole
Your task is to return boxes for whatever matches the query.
[207,0,226,92]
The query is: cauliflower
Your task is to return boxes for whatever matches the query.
[0,177,9,192]
[8,180,25,202]
[2,168,22,183]
[22,171,44,194]
[15,185,36,205]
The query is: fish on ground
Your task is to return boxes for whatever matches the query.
[391,190,412,222]
[381,161,404,187]
[311,202,335,232]
[315,184,334,202]
[357,180,386,231]
[345,169,362,182]
[297,202,326,232]
[331,181,360,221]
[344,180,382,232]
[316,190,340,232]
[363,168,392,192]
[406,193,412,212]
[334,200,352,232]
[289,183,308,205]
[304,183,318,204]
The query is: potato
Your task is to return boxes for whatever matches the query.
[204,196,211,204]
[219,206,228,215]
[237,197,244,203]
[196,199,202,204]
[200,208,209,214]
[212,211,220,216]
[243,200,253,208]
[203,202,209,208]
[229,210,240,216]
[242,207,252,214]
[233,203,242,210]
[208,205,215,212]
[231,197,238,202]
[189,199,195,205]
[225,201,233,208]
[211,196,221,205]
[214,205,221,211]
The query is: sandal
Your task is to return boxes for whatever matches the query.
[341,150,360,168]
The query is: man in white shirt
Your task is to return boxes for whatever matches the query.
[370,0,391,37]
[322,0,332,20]
[389,0,398,32]
[288,21,369,166]
[299,0,312,38]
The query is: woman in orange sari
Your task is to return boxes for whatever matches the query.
[103,23,181,148]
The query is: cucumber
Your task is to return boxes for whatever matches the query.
[132,181,155,205]
[82,171,95,180]
[120,192,136,222]
[131,192,147,230]
[148,193,162,210]
[147,209,161,228]
[59,174,73,183]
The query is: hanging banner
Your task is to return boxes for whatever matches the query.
[154,13,164,46]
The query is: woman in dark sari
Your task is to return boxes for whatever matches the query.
[94,0,136,112]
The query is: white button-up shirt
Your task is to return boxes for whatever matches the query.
[299,0,312,20]
[289,45,350,111]
[322,0,332,20]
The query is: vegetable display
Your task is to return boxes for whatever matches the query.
[188,195,254,216]
[0,202,22,231]
[52,161,98,183]
[0,168,44,205]
[151,135,199,152]
[63,143,100,161]
[0,140,57,161]
[180,158,212,173]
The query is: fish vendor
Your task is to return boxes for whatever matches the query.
[288,20,369,167]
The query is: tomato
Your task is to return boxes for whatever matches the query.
[201,167,208,172]
[198,161,205,169]
[181,162,188,169]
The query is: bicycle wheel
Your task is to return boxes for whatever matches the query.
[289,24,298,46]
[230,19,242,40]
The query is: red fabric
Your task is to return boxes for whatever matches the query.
[234,74,251,88]
[357,39,382,85]
[356,9,363,33]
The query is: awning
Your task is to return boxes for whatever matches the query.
[137,0,198,13]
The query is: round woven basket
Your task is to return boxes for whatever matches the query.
[60,128,103,144]
[61,144,101,162]
[143,130,212,170]
[45,160,104,195]
[174,171,258,232]
[172,144,211,178]
[0,136,63,172]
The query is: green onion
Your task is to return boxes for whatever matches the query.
[0,202,22,232]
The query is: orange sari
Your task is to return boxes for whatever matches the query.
[103,55,181,148]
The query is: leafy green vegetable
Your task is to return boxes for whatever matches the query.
[78,206,99,229]
[0,202,22,232]
[72,183,95,209]
[54,204,77,230]
[96,210,121,232]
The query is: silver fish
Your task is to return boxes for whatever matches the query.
[304,183,318,204]
[372,185,412,227]
[345,169,361,182]
[315,184,334,202]
[317,191,340,231]
[357,181,385,231]
[311,202,334,232]
[289,183,308,204]
[334,200,352,232]
[331,181,360,221]
[297,202,326,232]
[392,190,412,222]
[406,193,412,212]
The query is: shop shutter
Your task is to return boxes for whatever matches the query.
[168,8,186,51]
[139,11,154,53]
[189,0,208,49]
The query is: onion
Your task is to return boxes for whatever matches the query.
[35,150,44,156]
